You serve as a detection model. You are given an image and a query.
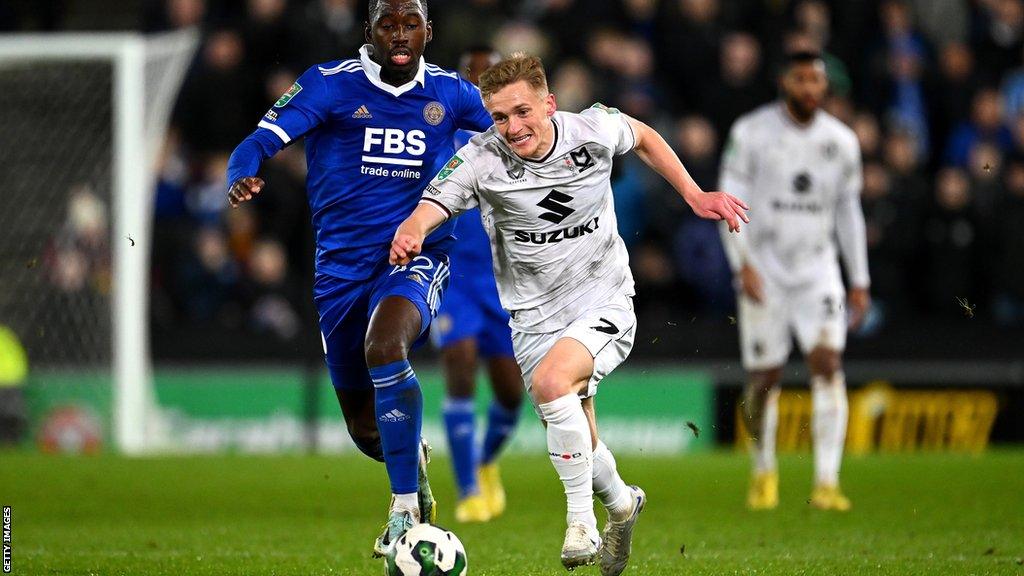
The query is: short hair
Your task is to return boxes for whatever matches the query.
[368,0,428,25]
[478,53,548,101]
[784,50,825,70]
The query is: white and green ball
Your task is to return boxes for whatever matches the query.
[384,524,468,576]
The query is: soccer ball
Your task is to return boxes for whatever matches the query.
[384,523,468,576]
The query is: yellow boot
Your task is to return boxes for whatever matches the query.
[454,493,492,523]
[746,471,779,510]
[478,462,507,518]
[810,484,852,511]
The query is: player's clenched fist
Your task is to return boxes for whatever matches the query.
[228,176,265,207]
[690,191,750,233]
[390,233,423,266]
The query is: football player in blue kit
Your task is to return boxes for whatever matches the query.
[432,46,524,524]
[224,0,492,556]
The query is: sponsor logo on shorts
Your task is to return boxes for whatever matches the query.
[590,318,618,334]
[549,452,583,460]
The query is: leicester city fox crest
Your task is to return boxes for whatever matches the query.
[423,101,446,126]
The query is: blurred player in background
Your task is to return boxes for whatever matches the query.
[392,54,748,574]
[224,0,493,555]
[719,51,870,512]
[433,45,524,524]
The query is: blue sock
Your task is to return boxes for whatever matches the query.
[443,397,479,498]
[481,401,520,465]
[370,360,422,495]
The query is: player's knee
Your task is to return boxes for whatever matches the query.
[530,369,572,405]
[749,367,783,395]
[807,347,841,378]
[347,424,384,462]
[363,336,409,368]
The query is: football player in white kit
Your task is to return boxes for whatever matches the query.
[718,51,870,512]
[391,54,749,574]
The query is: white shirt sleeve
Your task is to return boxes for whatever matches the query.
[580,104,637,155]
[419,146,480,220]
[717,120,757,273]
[835,139,870,288]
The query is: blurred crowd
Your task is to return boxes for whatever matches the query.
[16,0,1024,349]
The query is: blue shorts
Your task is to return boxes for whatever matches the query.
[315,251,450,390]
[431,257,513,358]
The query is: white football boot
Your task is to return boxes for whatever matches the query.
[598,485,646,576]
[560,520,601,570]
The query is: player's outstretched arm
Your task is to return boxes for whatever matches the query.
[228,176,265,208]
[390,203,449,266]
[626,116,750,232]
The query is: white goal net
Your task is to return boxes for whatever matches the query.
[0,30,199,453]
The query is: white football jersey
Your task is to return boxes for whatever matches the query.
[421,105,636,333]
[719,102,869,289]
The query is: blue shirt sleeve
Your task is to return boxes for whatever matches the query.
[226,65,332,189]
[257,65,331,145]
[455,77,493,133]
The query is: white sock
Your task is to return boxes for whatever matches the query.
[753,388,780,474]
[538,393,597,531]
[392,492,420,518]
[812,372,848,486]
[592,440,632,521]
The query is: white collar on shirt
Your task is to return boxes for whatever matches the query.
[359,44,426,97]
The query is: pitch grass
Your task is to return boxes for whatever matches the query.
[2,450,1022,575]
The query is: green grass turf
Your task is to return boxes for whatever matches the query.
[1,449,1022,575]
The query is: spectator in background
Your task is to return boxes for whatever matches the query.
[976,0,1024,82]
[288,0,363,66]
[548,60,595,114]
[701,32,773,137]
[924,168,980,314]
[655,0,723,112]
[852,111,883,162]
[934,43,979,161]
[177,226,240,324]
[144,0,205,32]
[908,0,968,50]
[881,130,929,310]
[860,160,901,316]
[944,88,1014,167]
[994,158,1024,325]
[246,238,301,340]
[173,28,261,156]
[670,116,732,310]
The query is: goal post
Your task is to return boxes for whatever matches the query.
[0,30,199,453]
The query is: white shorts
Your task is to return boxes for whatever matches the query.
[738,277,846,371]
[513,293,636,414]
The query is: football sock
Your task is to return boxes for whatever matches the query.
[592,440,632,521]
[443,396,479,498]
[370,360,423,496]
[392,492,419,515]
[481,401,520,465]
[538,393,597,532]
[742,382,779,474]
[755,388,779,474]
[812,372,848,486]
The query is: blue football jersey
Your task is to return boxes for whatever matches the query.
[232,45,492,280]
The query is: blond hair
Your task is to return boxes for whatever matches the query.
[478,52,548,101]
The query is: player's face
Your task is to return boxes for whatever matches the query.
[365,1,432,79]
[782,61,828,117]
[486,80,557,160]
